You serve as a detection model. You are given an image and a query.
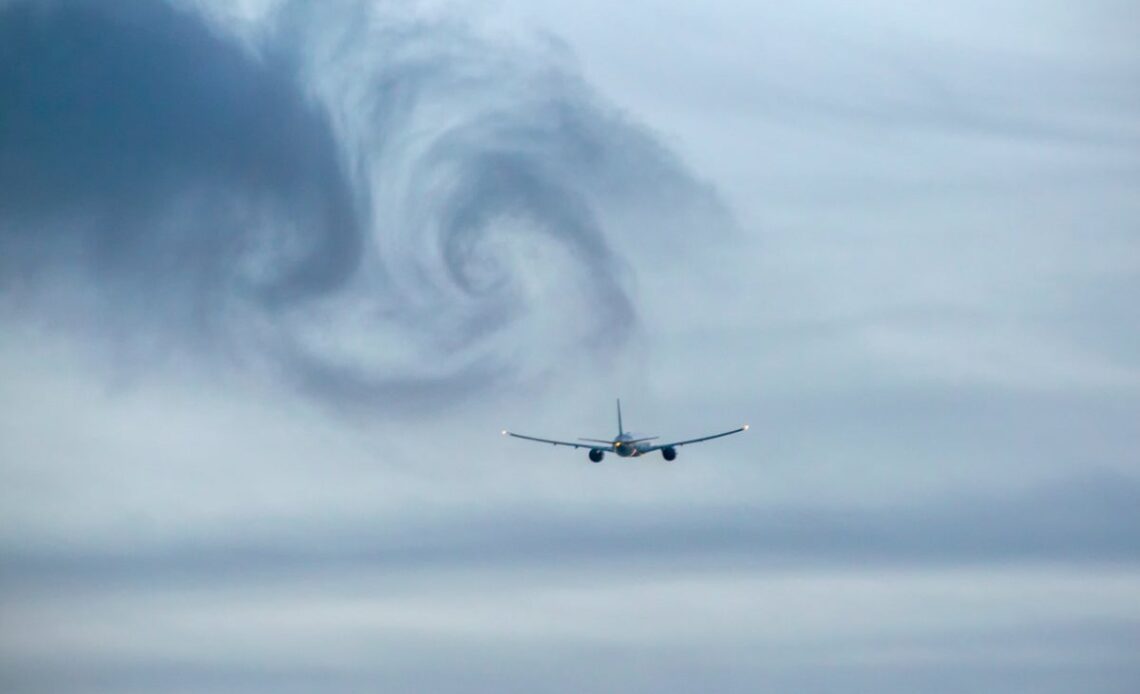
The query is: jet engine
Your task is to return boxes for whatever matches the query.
[588,448,605,463]
[661,446,677,461]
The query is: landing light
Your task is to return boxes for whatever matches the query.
[501,430,508,436]
[743,424,750,431]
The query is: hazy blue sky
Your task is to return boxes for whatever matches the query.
[2,1,1138,691]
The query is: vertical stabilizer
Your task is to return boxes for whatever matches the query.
[617,398,624,436]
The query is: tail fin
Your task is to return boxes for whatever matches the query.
[617,398,624,436]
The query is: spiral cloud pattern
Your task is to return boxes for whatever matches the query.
[0,0,724,406]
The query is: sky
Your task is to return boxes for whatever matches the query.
[1,0,1138,691]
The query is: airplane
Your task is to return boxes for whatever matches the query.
[502,399,747,463]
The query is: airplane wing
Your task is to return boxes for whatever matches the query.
[502,431,610,450]
[642,425,748,452]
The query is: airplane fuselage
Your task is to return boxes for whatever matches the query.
[612,432,653,457]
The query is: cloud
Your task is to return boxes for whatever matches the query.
[2,467,1136,591]
[0,0,725,408]
[4,550,1139,693]
[3,3,1138,692]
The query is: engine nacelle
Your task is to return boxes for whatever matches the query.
[661,446,677,461]
[588,448,605,463]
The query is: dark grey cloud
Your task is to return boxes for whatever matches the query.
[0,0,724,407]
[0,0,358,304]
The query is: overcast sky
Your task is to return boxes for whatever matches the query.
[2,1,1138,692]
